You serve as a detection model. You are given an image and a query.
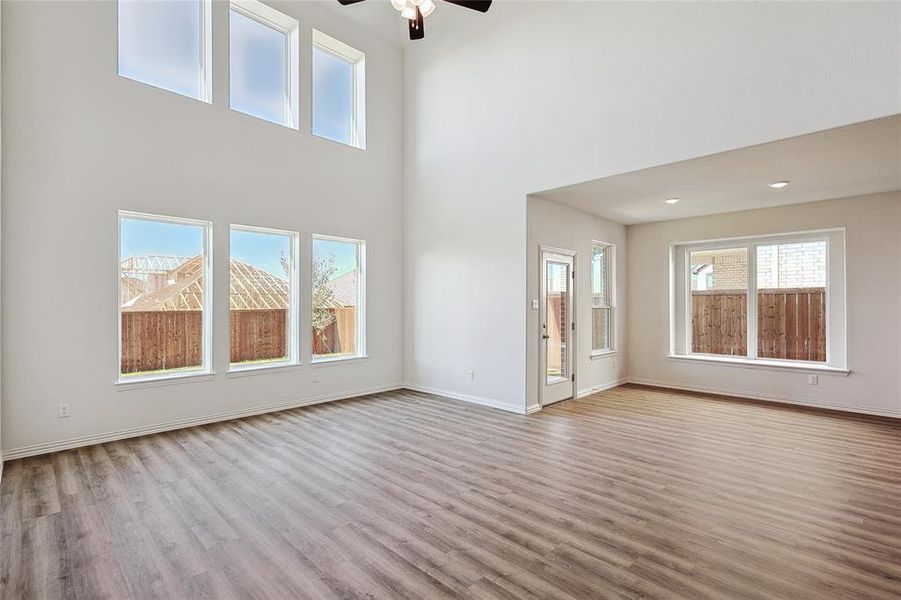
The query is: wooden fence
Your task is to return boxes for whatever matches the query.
[122,307,357,373]
[313,307,356,356]
[230,309,287,364]
[691,290,747,356]
[757,287,826,362]
[121,311,204,373]
[691,288,826,361]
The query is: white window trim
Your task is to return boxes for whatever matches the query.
[311,234,367,363]
[590,241,615,357]
[228,224,301,372]
[312,29,366,150]
[229,0,300,129]
[117,211,214,384]
[117,0,213,103]
[669,228,847,373]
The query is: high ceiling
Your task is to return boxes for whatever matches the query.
[535,115,901,225]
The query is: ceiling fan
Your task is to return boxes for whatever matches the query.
[336,0,492,41]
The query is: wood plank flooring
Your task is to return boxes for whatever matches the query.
[2,385,901,599]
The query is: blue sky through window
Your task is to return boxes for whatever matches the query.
[230,9,288,125]
[314,238,357,279]
[121,218,203,259]
[312,46,354,145]
[118,0,203,99]
[231,229,291,278]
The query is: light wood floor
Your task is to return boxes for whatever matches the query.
[3,385,900,599]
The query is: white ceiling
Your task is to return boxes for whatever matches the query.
[535,115,901,225]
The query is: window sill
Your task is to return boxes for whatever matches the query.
[116,371,216,390]
[667,354,849,376]
[311,354,369,367]
[590,350,618,361]
[228,362,301,378]
[312,131,365,151]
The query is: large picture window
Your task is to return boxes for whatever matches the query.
[672,230,846,371]
[590,242,614,354]
[230,226,299,370]
[119,212,212,380]
[312,236,366,361]
[118,0,211,102]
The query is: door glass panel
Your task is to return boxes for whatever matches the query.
[545,261,569,384]
[690,247,748,356]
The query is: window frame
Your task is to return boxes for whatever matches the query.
[670,228,848,374]
[117,210,214,384]
[590,241,616,357]
[229,0,300,129]
[228,224,301,373]
[311,29,367,149]
[311,234,367,364]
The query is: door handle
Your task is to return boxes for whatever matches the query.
[542,334,550,340]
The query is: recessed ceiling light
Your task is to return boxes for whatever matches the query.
[769,180,790,189]
[665,198,680,204]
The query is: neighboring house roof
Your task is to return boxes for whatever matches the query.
[122,255,288,311]
[120,255,191,274]
[325,270,357,308]
[120,274,147,307]
[121,255,354,312]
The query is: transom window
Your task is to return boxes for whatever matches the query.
[672,230,846,370]
[118,0,212,101]
[312,30,366,149]
[229,0,299,128]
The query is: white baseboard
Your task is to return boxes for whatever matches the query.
[524,403,542,414]
[577,379,629,399]
[627,378,901,419]
[403,383,527,415]
[2,383,404,462]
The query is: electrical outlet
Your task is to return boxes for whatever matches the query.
[312,370,320,383]
[467,369,475,382]
[807,375,818,385]
[57,403,71,418]
[530,299,539,311]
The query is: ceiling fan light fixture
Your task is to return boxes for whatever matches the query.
[420,0,436,17]
[401,1,417,19]
[665,197,680,205]
[769,180,790,189]
[390,0,405,10]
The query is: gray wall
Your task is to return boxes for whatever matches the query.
[1,0,405,455]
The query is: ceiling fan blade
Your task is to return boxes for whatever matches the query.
[442,0,492,12]
[408,6,425,40]
[336,0,368,5]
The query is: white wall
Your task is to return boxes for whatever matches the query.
[526,196,626,411]
[627,192,901,417]
[404,1,900,411]
[1,0,405,456]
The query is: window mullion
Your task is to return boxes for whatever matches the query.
[747,243,758,359]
